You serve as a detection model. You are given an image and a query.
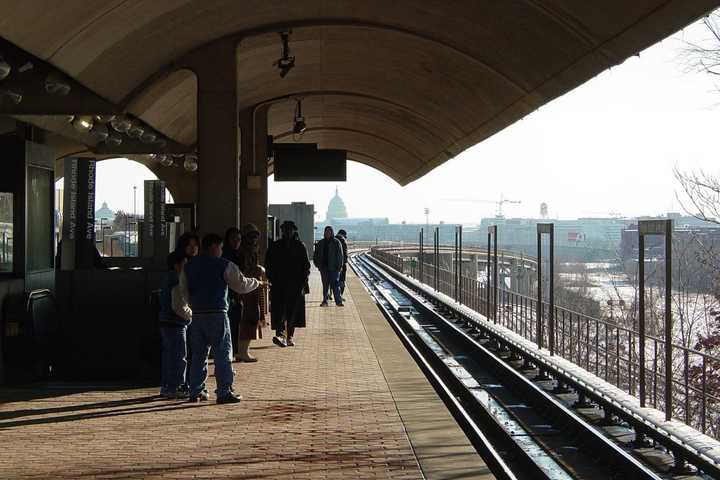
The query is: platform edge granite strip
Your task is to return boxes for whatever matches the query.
[347,271,495,480]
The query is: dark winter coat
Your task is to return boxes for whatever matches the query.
[223,245,264,340]
[313,236,344,272]
[265,237,311,330]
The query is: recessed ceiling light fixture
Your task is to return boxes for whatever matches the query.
[44,72,71,96]
[0,56,11,81]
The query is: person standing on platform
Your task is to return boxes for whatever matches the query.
[224,224,266,362]
[313,226,344,307]
[158,251,192,399]
[335,229,349,300]
[180,233,265,404]
[266,221,310,347]
[175,232,199,260]
[174,231,199,383]
[222,227,243,359]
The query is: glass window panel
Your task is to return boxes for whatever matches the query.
[0,192,13,273]
[27,167,54,271]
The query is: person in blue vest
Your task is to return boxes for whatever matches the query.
[158,251,192,399]
[179,233,267,404]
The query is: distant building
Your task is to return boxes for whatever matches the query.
[95,201,114,226]
[325,186,348,221]
[269,202,315,257]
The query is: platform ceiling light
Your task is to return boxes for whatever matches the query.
[274,30,295,78]
[183,153,198,172]
[110,116,132,133]
[44,72,71,96]
[159,155,174,167]
[72,115,94,133]
[140,130,157,144]
[0,89,22,104]
[127,123,144,139]
[105,132,123,146]
[89,123,109,142]
[0,57,10,81]
[95,114,116,124]
[293,98,306,136]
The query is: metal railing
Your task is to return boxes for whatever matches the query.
[370,245,720,439]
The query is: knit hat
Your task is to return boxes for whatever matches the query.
[241,223,260,237]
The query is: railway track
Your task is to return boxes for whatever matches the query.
[351,252,717,480]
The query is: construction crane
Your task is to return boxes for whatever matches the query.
[442,194,521,219]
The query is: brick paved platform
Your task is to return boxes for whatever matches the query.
[0,270,491,479]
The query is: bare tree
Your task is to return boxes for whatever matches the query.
[681,11,720,80]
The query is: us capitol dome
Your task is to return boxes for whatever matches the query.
[325,187,348,222]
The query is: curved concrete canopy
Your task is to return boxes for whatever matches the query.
[1,1,718,184]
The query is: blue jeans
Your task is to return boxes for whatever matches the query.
[188,313,234,398]
[320,269,342,305]
[160,325,187,392]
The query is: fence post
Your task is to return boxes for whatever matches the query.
[664,219,673,421]
[419,229,423,283]
[458,225,463,304]
[639,232,646,407]
[486,230,491,318]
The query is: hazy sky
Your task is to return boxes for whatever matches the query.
[89,15,720,224]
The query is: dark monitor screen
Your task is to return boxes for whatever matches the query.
[274,145,347,181]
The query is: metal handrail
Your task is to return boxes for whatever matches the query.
[370,246,720,437]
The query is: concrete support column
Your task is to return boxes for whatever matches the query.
[191,38,239,236]
[239,106,269,259]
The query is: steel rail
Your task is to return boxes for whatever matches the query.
[365,251,720,478]
[355,252,667,480]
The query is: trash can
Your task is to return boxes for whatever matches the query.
[1,289,58,382]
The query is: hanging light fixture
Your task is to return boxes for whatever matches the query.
[110,116,132,133]
[89,123,109,142]
[0,89,22,104]
[105,132,123,146]
[127,123,144,139]
[274,31,295,78]
[0,57,11,81]
[159,155,174,167]
[140,131,157,144]
[44,72,71,96]
[293,98,306,135]
[72,115,94,133]
[95,114,116,124]
[183,153,198,172]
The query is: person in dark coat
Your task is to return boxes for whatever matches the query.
[223,224,266,362]
[265,221,310,348]
[313,226,345,307]
[335,229,349,298]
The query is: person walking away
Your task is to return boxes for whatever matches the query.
[225,224,266,362]
[159,251,192,398]
[222,227,243,358]
[266,221,310,347]
[335,229,349,299]
[180,233,265,404]
[313,226,344,307]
